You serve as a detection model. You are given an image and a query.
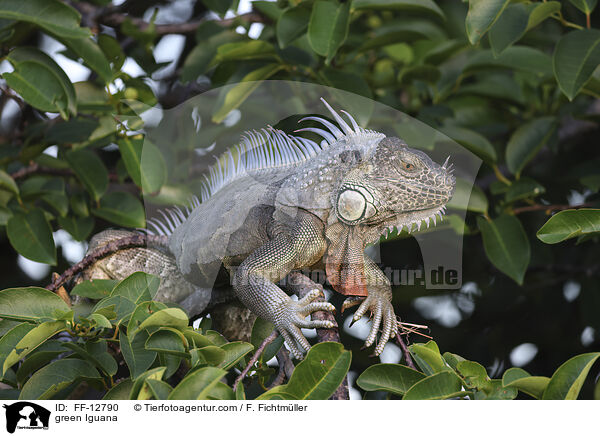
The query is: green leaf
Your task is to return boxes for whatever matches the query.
[465,0,510,45]
[277,5,311,48]
[111,272,160,305]
[488,4,528,56]
[190,346,225,368]
[504,178,545,203]
[465,46,553,76]
[57,215,94,241]
[256,385,299,400]
[145,329,187,357]
[134,308,188,338]
[62,339,118,376]
[3,320,66,375]
[212,40,277,64]
[439,125,497,165]
[280,342,351,400]
[118,137,167,194]
[127,301,169,334]
[476,379,518,399]
[477,215,530,285]
[489,2,560,55]
[7,209,56,265]
[252,1,283,20]
[456,360,490,390]
[65,149,108,202]
[70,279,117,300]
[144,379,172,400]
[502,368,550,399]
[307,0,350,62]
[20,359,100,400]
[119,329,156,380]
[130,366,166,400]
[543,353,600,399]
[0,169,18,196]
[0,323,36,376]
[356,364,425,395]
[98,33,125,71]
[89,313,112,329]
[92,191,145,228]
[0,287,70,322]
[568,0,597,14]
[181,25,242,82]
[352,0,444,19]
[103,379,133,400]
[553,29,600,100]
[536,209,600,244]
[403,371,466,400]
[93,296,135,323]
[212,63,285,123]
[505,117,556,176]
[442,352,467,371]
[59,36,112,83]
[0,0,89,38]
[16,340,66,385]
[207,382,234,400]
[409,342,447,375]
[183,328,216,349]
[168,367,228,400]
[219,342,254,370]
[4,47,77,117]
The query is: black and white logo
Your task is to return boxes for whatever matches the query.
[3,402,50,433]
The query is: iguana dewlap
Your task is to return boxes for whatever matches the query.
[83,99,455,359]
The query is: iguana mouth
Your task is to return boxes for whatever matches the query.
[379,204,447,239]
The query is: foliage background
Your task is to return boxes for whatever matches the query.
[0,0,599,399]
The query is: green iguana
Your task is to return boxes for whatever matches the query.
[79,99,456,359]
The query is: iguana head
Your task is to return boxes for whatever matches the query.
[310,100,455,296]
[334,136,455,240]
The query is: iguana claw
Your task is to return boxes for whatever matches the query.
[275,289,337,359]
[351,290,398,356]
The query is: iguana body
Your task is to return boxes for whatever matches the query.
[81,99,455,358]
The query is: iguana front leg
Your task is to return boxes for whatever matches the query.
[232,213,336,359]
[350,256,399,356]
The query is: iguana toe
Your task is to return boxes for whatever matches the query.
[275,289,337,359]
[352,292,398,356]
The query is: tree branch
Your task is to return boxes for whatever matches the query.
[46,233,168,292]
[233,330,278,392]
[11,162,120,182]
[286,271,350,400]
[395,332,417,370]
[100,13,266,36]
[75,0,267,37]
[512,202,595,215]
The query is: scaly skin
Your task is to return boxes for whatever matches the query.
[80,101,456,359]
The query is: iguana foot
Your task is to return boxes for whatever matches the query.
[275,289,337,359]
[351,291,398,356]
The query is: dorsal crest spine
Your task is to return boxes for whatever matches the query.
[145,98,385,236]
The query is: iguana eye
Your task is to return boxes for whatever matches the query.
[336,188,375,224]
[402,161,415,171]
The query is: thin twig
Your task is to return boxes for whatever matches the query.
[267,349,294,389]
[512,202,595,215]
[100,12,266,36]
[46,233,168,292]
[233,330,278,392]
[11,162,120,182]
[395,332,417,370]
[11,163,72,180]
